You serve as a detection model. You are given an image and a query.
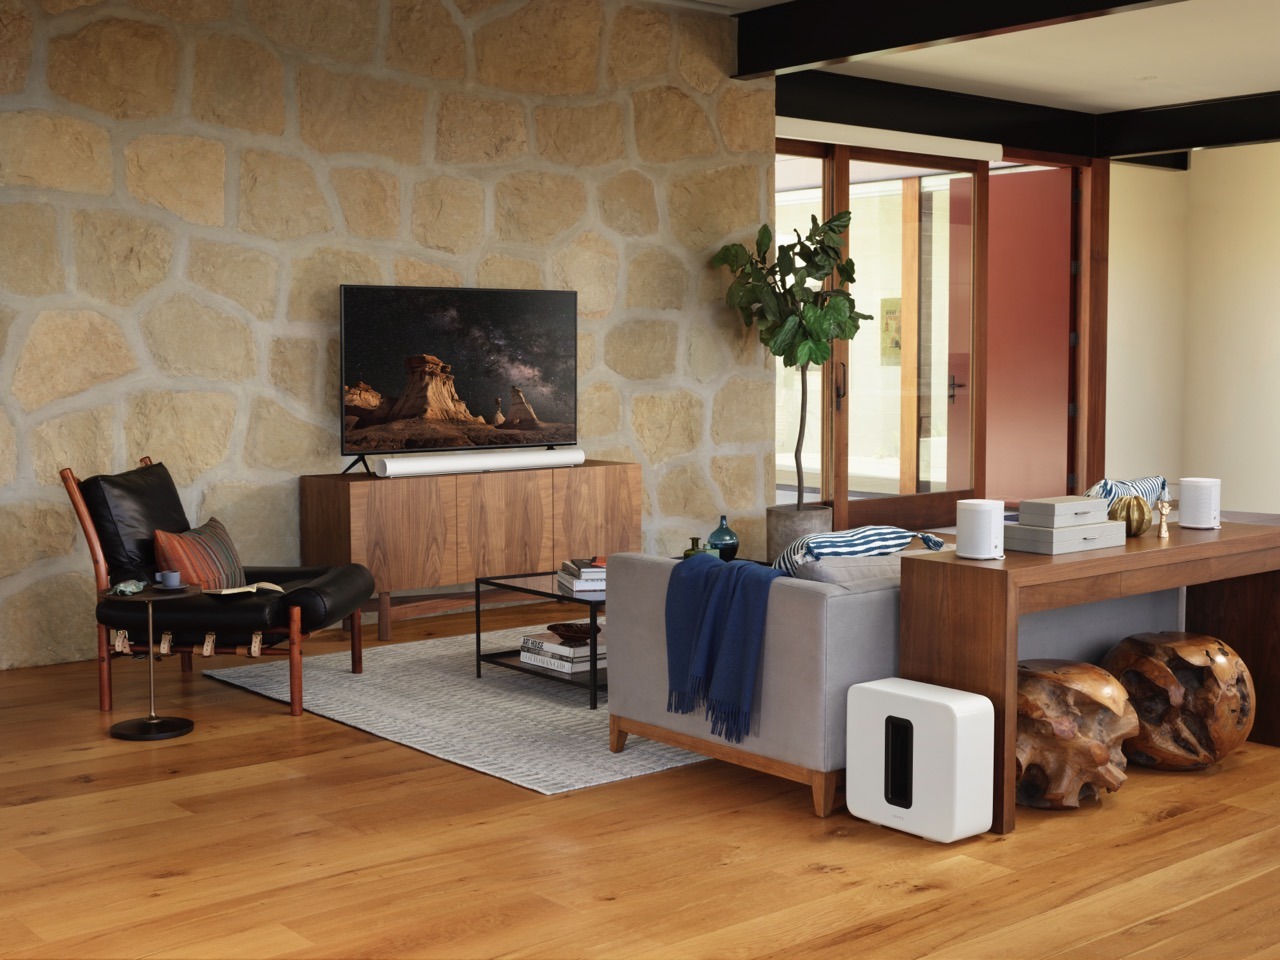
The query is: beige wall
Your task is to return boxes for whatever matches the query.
[1105,161,1189,486]
[0,0,775,669]
[1108,143,1280,512]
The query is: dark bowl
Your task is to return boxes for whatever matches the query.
[546,621,600,643]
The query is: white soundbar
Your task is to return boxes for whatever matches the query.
[373,446,586,478]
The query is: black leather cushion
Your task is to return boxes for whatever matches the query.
[80,462,190,583]
[95,563,374,639]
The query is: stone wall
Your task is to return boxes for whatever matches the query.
[0,0,775,669]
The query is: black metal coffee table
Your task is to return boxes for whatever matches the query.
[474,572,606,708]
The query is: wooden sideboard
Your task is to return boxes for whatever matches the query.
[899,521,1280,833]
[300,460,641,640]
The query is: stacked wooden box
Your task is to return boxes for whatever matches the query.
[1005,495,1126,555]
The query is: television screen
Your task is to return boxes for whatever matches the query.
[339,285,577,457]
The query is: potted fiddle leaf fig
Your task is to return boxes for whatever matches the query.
[712,211,872,559]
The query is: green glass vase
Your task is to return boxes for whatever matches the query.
[706,515,739,561]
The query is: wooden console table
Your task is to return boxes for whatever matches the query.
[899,521,1280,833]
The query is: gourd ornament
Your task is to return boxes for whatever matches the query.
[1109,495,1152,537]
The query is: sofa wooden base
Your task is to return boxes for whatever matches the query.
[609,713,842,817]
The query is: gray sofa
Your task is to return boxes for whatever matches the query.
[606,552,1181,816]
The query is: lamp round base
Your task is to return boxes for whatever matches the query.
[109,716,194,741]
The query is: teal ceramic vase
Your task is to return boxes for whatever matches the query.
[707,515,739,561]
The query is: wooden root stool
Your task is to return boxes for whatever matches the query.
[1015,659,1138,809]
[1100,631,1255,770]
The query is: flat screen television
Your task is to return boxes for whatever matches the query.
[339,284,577,458]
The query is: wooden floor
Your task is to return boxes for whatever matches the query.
[3,602,1280,960]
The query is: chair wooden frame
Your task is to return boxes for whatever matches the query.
[61,458,364,717]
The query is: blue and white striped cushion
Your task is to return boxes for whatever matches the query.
[1085,475,1169,507]
[773,525,945,577]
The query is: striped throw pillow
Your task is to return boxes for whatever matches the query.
[1085,475,1169,507]
[773,525,945,577]
[153,517,246,590]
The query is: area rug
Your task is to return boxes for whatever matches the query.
[205,627,704,794]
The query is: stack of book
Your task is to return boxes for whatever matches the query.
[555,556,606,594]
[519,629,607,674]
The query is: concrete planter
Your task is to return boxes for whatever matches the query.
[766,503,833,563]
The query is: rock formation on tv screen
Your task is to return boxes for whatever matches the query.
[386,354,483,423]
[503,385,540,426]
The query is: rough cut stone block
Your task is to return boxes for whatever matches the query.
[626,249,688,310]
[331,167,400,239]
[535,103,624,166]
[677,12,733,95]
[387,0,465,79]
[187,238,279,319]
[32,406,114,486]
[41,0,102,11]
[598,170,658,237]
[477,255,541,290]
[0,203,65,296]
[246,0,378,64]
[125,134,226,225]
[142,294,256,381]
[298,65,428,164]
[130,0,231,20]
[0,502,78,578]
[604,319,677,380]
[245,397,339,474]
[0,111,112,195]
[0,572,97,669]
[270,337,319,404]
[47,18,180,119]
[717,86,776,154]
[0,410,17,486]
[631,389,703,463]
[73,209,173,305]
[13,310,137,412]
[633,86,715,163]
[201,480,298,566]
[0,0,33,93]
[712,454,758,511]
[668,164,762,251]
[495,171,586,244]
[393,257,463,288]
[578,330,597,375]
[712,376,773,443]
[239,149,333,240]
[608,6,670,86]
[552,232,618,320]
[288,247,381,323]
[577,381,621,439]
[658,462,717,520]
[436,93,528,164]
[412,176,485,254]
[685,318,732,383]
[193,33,284,134]
[126,391,236,487]
[476,0,602,95]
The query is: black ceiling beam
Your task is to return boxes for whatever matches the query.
[1097,91,1280,155]
[1114,152,1190,170]
[777,73,1280,158]
[736,0,1188,79]
[775,72,1098,157]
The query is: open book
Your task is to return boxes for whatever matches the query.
[203,581,285,596]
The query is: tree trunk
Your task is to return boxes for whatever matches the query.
[794,361,808,510]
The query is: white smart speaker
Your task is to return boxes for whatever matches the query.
[955,498,1005,560]
[846,678,994,843]
[1179,478,1221,529]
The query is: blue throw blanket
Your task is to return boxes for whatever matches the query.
[665,553,783,744]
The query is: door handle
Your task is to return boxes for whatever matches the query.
[948,374,966,405]
[835,362,847,411]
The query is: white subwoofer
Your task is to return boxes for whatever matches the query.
[846,678,994,843]
[1179,477,1221,529]
[955,498,1005,560]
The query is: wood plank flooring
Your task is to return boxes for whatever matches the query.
[3,602,1280,959]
